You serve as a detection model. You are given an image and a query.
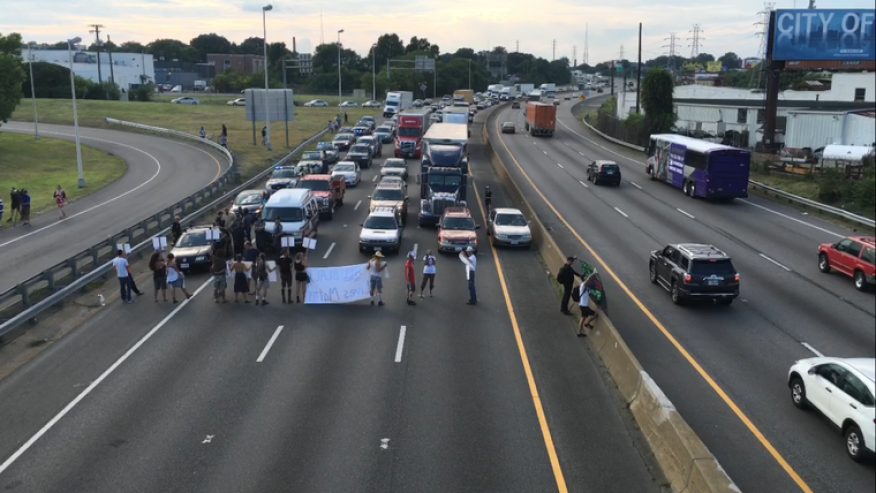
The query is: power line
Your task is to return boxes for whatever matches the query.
[687,24,704,58]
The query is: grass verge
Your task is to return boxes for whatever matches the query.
[0,132,126,221]
[11,98,376,180]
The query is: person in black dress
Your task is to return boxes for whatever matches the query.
[293,252,309,303]
[277,248,294,303]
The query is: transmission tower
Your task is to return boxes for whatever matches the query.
[688,24,704,59]
[584,24,589,65]
[750,3,774,89]
[663,32,678,74]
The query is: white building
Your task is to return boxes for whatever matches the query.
[615,73,875,149]
[24,49,155,90]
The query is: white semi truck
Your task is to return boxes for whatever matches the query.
[500,86,517,100]
[384,91,414,118]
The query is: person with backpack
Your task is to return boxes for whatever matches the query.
[576,272,599,337]
[254,252,275,306]
[558,256,582,315]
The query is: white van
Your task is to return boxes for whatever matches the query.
[262,189,320,245]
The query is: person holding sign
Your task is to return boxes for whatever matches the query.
[420,250,437,299]
[254,253,275,306]
[231,254,251,303]
[576,271,599,337]
[149,251,168,303]
[278,248,294,303]
[293,252,310,303]
[210,249,229,304]
[459,247,477,305]
[367,252,387,306]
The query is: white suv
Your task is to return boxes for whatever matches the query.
[788,357,875,462]
[359,206,403,254]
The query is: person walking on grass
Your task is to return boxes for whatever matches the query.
[576,273,599,337]
[293,251,309,303]
[165,253,192,303]
[405,252,417,306]
[112,249,134,304]
[367,251,387,306]
[231,254,251,303]
[261,127,267,146]
[19,190,31,226]
[254,253,275,306]
[53,185,67,220]
[278,248,293,303]
[149,251,168,302]
[420,250,437,299]
[210,249,229,303]
[558,256,582,315]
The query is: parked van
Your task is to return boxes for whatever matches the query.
[262,188,320,246]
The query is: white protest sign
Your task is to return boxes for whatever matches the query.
[281,236,295,248]
[116,243,132,254]
[304,263,371,304]
[152,236,168,251]
[267,261,278,282]
[243,261,253,279]
[205,229,221,241]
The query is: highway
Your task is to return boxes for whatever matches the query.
[488,96,876,493]
[0,123,229,295]
[0,109,662,492]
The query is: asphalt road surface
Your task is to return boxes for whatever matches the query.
[0,123,229,295]
[488,96,875,493]
[0,109,662,493]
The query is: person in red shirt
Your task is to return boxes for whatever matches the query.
[404,252,417,306]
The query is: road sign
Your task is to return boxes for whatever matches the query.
[420,83,427,92]
[580,95,587,101]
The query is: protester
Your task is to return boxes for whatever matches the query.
[199,127,206,139]
[221,124,228,137]
[242,207,253,242]
[253,215,268,252]
[0,197,4,225]
[112,249,134,304]
[220,134,228,148]
[243,241,260,294]
[210,249,229,303]
[404,253,417,306]
[261,127,267,146]
[576,275,599,337]
[557,256,582,315]
[8,188,20,226]
[149,251,168,302]
[171,216,183,245]
[272,218,284,254]
[254,253,275,306]
[420,249,437,299]
[19,189,31,226]
[366,251,387,306]
[231,254,251,303]
[165,253,192,303]
[278,248,294,303]
[215,211,226,228]
[459,247,477,305]
[293,252,309,303]
[53,185,67,220]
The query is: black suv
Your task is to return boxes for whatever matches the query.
[586,160,622,186]
[649,243,740,305]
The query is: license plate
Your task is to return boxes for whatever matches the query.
[606,170,615,174]
[181,263,189,269]
[455,247,462,252]
[374,247,382,251]
[707,280,719,286]
[511,241,519,245]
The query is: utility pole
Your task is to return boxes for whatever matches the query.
[89,24,104,85]
[584,24,589,65]
[619,45,625,62]
[636,22,642,114]
[516,40,519,53]
[687,24,703,59]
[107,35,115,86]
[663,32,678,76]
[573,45,577,69]
[552,39,556,61]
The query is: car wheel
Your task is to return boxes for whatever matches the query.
[845,424,867,463]
[682,181,690,195]
[649,262,658,284]
[689,181,696,198]
[789,377,809,410]
[853,271,867,291]
[670,280,683,305]
[818,253,831,273]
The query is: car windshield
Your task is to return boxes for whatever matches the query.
[496,214,527,226]
[443,217,475,230]
[334,135,352,141]
[428,175,461,186]
[334,165,354,172]
[398,128,421,138]
[364,216,398,229]
[503,123,514,127]
[235,193,262,205]
[373,189,404,201]
[264,207,303,222]
[359,138,375,145]
[355,127,369,132]
[177,232,210,247]
[350,145,370,154]
[297,180,330,191]
[689,260,736,275]
[362,117,374,123]
[272,169,298,179]
[376,130,390,136]
[302,152,321,160]
[383,161,405,168]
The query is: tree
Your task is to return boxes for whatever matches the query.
[453,48,477,60]
[405,36,434,54]
[22,61,71,98]
[190,33,232,62]
[238,37,265,56]
[371,33,405,69]
[718,52,742,70]
[119,41,146,53]
[87,40,117,52]
[0,32,25,126]
[147,39,198,62]
[693,53,715,64]
[640,68,675,134]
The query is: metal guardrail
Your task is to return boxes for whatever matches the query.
[0,121,329,343]
[579,117,875,228]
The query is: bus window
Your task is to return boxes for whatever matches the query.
[648,138,657,157]
[685,150,708,170]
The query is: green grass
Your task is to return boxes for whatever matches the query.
[153,93,375,107]
[749,170,821,201]
[11,97,377,179]
[0,132,126,221]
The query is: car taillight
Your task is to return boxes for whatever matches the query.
[683,274,692,283]
[735,273,740,283]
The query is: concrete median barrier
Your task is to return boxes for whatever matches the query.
[482,112,740,493]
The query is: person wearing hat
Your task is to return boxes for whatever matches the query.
[484,185,493,215]
[420,249,437,299]
[404,252,417,306]
[459,246,477,305]
[367,251,387,306]
[557,256,583,315]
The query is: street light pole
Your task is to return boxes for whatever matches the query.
[372,43,377,101]
[338,29,344,125]
[28,46,39,140]
[468,59,471,89]
[262,4,273,152]
[67,37,85,188]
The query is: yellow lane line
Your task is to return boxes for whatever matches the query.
[470,175,569,493]
[490,113,814,493]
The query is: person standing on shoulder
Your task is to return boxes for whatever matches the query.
[367,251,387,306]
[459,246,477,305]
[19,190,31,226]
[557,256,582,315]
[220,133,228,148]
[577,273,599,337]
[8,188,20,226]
[405,253,417,306]
[261,127,267,146]
[112,249,134,304]
[199,127,206,139]
[53,185,67,220]
[420,249,437,299]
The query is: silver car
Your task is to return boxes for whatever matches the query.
[488,207,532,248]
[380,158,408,180]
[331,161,361,187]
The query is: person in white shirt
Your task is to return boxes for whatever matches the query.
[112,249,134,304]
[459,246,477,305]
[577,274,598,337]
[420,250,437,299]
[366,251,387,306]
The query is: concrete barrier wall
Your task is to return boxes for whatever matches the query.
[482,113,740,493]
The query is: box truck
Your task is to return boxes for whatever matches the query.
[453,89,474,104]
[395,108,431,158]
[518,83,534,96]
[500,86,517,100]
[525,102,557,137]
[384,91,414,118]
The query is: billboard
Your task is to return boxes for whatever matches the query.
[245,89,295,122]
[706,61,723,73]
[772,9,875,62]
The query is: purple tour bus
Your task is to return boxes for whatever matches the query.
[645,134,750,200]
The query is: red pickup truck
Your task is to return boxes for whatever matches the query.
[294,174,345,220]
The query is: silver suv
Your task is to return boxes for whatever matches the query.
[359,206,404,254]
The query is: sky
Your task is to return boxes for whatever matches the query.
[2,0,874,64]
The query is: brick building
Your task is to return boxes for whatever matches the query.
[207,54,266,76]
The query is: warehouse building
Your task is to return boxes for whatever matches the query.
[23,48,155,90]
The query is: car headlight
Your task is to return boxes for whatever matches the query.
[496,234,508,240]
[195,256,206,261]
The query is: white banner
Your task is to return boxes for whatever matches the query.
[304,263,372,304]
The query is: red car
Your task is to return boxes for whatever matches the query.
[818,236,875,291]
[437,207,479,253]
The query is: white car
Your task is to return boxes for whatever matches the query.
[788,357,875,462]
[331,161,361,187]
[359,206,403,254]
[227,98,246,106]
[304,99,329,107]
[363,100,382,108]
[171,97,200,105]
[487,207,532,248]
[339,101,359,107]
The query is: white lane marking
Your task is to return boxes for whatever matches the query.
[394,325,407,363]
[0,131,163,249]
[614,207,629,218]
[563,141,570,146]
[323,242,336,259]
[372,175,379,182]
[202,435,215,444]
[579,180,589,189]
[0,278,211,475]
[354,200,362,210]
[759,253,792,272]
[738,199,845,239]
[543,150,548,155]
[257,325,285,363]
[801,342,824,357]
[380,438,390,449]
[630,181,643,190]
[676,208,695,219]
[578,151,585,156]
[532,141,537,146]
[556,163,564,169]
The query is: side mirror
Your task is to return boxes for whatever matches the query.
[367,195,372,199]
[808,367,817,375]
[359,223,364,227]
[831,243,838,249]
[475,225,481,230]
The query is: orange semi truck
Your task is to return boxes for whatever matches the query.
[524,102,557,137]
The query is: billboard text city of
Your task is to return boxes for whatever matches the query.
[771,9,875,62]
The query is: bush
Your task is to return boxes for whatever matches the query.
[817,167,852,203]
[853,168,875,210]
[131,84,154,102]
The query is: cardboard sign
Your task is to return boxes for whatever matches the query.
[205,229,221,241]
[281,236,295,248]
[116,243,132,254]
[152,236,168,251]
[303,237,318,250]
[267,261,278,282]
